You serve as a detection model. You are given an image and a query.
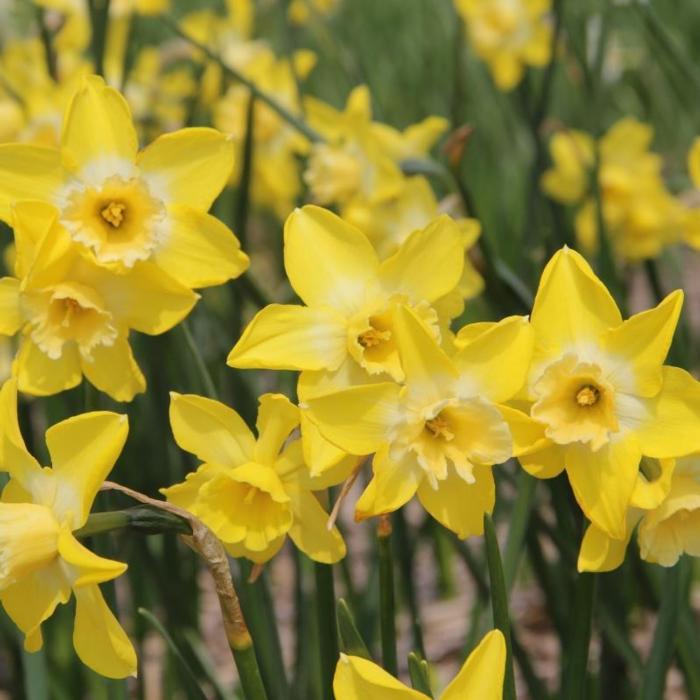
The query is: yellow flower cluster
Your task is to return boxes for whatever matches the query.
[542,117,700,261]
[0,76,248,400]
[454,0,553,91]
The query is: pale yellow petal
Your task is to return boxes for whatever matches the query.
[81,337,146,402]
[137,127,234,210]
[255,393,299,464]
[169,392,255,467]
[61,75,138,170]
[333,654,427,700]
[227,304,348,371]
[441,629,506,700]
[46,411,128,528]
[155,205,249,288]
[73,584,137,679]
[283,205,379,314]
[0,278,21,335]
[58,530,127,586]
[15,337,82,396]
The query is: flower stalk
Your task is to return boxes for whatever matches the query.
[378,514,398,676]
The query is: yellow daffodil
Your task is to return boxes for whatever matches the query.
[519,247,700,539]
[0,202,196,400]
[0,378,135,678]
[579,455,700,571]
[542,119,686,260]
[228,205,466,383]
[303,86,404,207]
[214,47,315,219]
[455,0,552,91]
[161,392,349,564]
[0,75,248,289]
[334,629,505,699]
[305,305,533,537]
[682,137,700,250]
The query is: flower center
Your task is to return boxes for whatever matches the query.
[425,414,455,441]
[575,384,600,407]
[358,327,391,349]
[531,354,619,450]
[0,503,59,589]
[100,201,127,228]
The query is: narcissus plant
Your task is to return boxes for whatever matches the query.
[0,379,135,678]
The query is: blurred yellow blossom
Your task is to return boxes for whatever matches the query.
[455,0,552,91]
[288,0,340,26]
[0,378,135,678]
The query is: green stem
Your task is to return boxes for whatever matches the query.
[638,564,682,700]
[378,516,398,676]
[35,5,57,81]
[233,646,270,700]
[483,514,516,700]
[163,17,322,144]
[180,319,218,400]
[75,507,192,538]
[502,472,537,591]
[336,599,371,660]
[314,563,339,699]
[561,572,596,700]
[87,0,111,77]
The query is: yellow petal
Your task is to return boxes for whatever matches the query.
[0,145,64,222]
[0,379,44,494]
[531,247,621,356]
[58,530,127,586]
[518,442,566,479]
[393,304,457,405]
[61,75,138,170]
[15,337,82,396]
[227,304,348,371]
[287,485,346,563]
[454,316,533,403]
[255,393,299,464]
[634,367,700,459]
[10,201,61,280]
[283,205,379,314]
[73,584,137,679]
[0,560,70,650]
[441,629,506,700]
[497,404,548,457]
[333,653,427,700]
[300,410,351,477]
[155,205,249,288]
[565,434,641,539]
[378,215,464,303]
[93,261,198,335]
[225,536,286,564]
[81,337,146,402]
[46,411,128,528]
[160,462,227,514]
[0,278,21,335]
[137,127,234,210]
[169,392,255,468]
[602,290,683,396]
[577,518,637,573]
[417,464,494,538]
[630,458,675,510]
[355,447,423,520]
[305,383,401,456]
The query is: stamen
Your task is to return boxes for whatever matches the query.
[576,384,600,407]
[100,201,127,228]
[358,328,391,348]
[425,415,455,441]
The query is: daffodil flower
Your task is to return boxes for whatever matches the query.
[520,247,700,539]
[0,202,197,400]
[161,392,350,564]
[0,74,249,288]
[579,455,700,571]
[455,0,552,91]
[333,629,505,699]
[305,305,534,537]
[0,378,135,678]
